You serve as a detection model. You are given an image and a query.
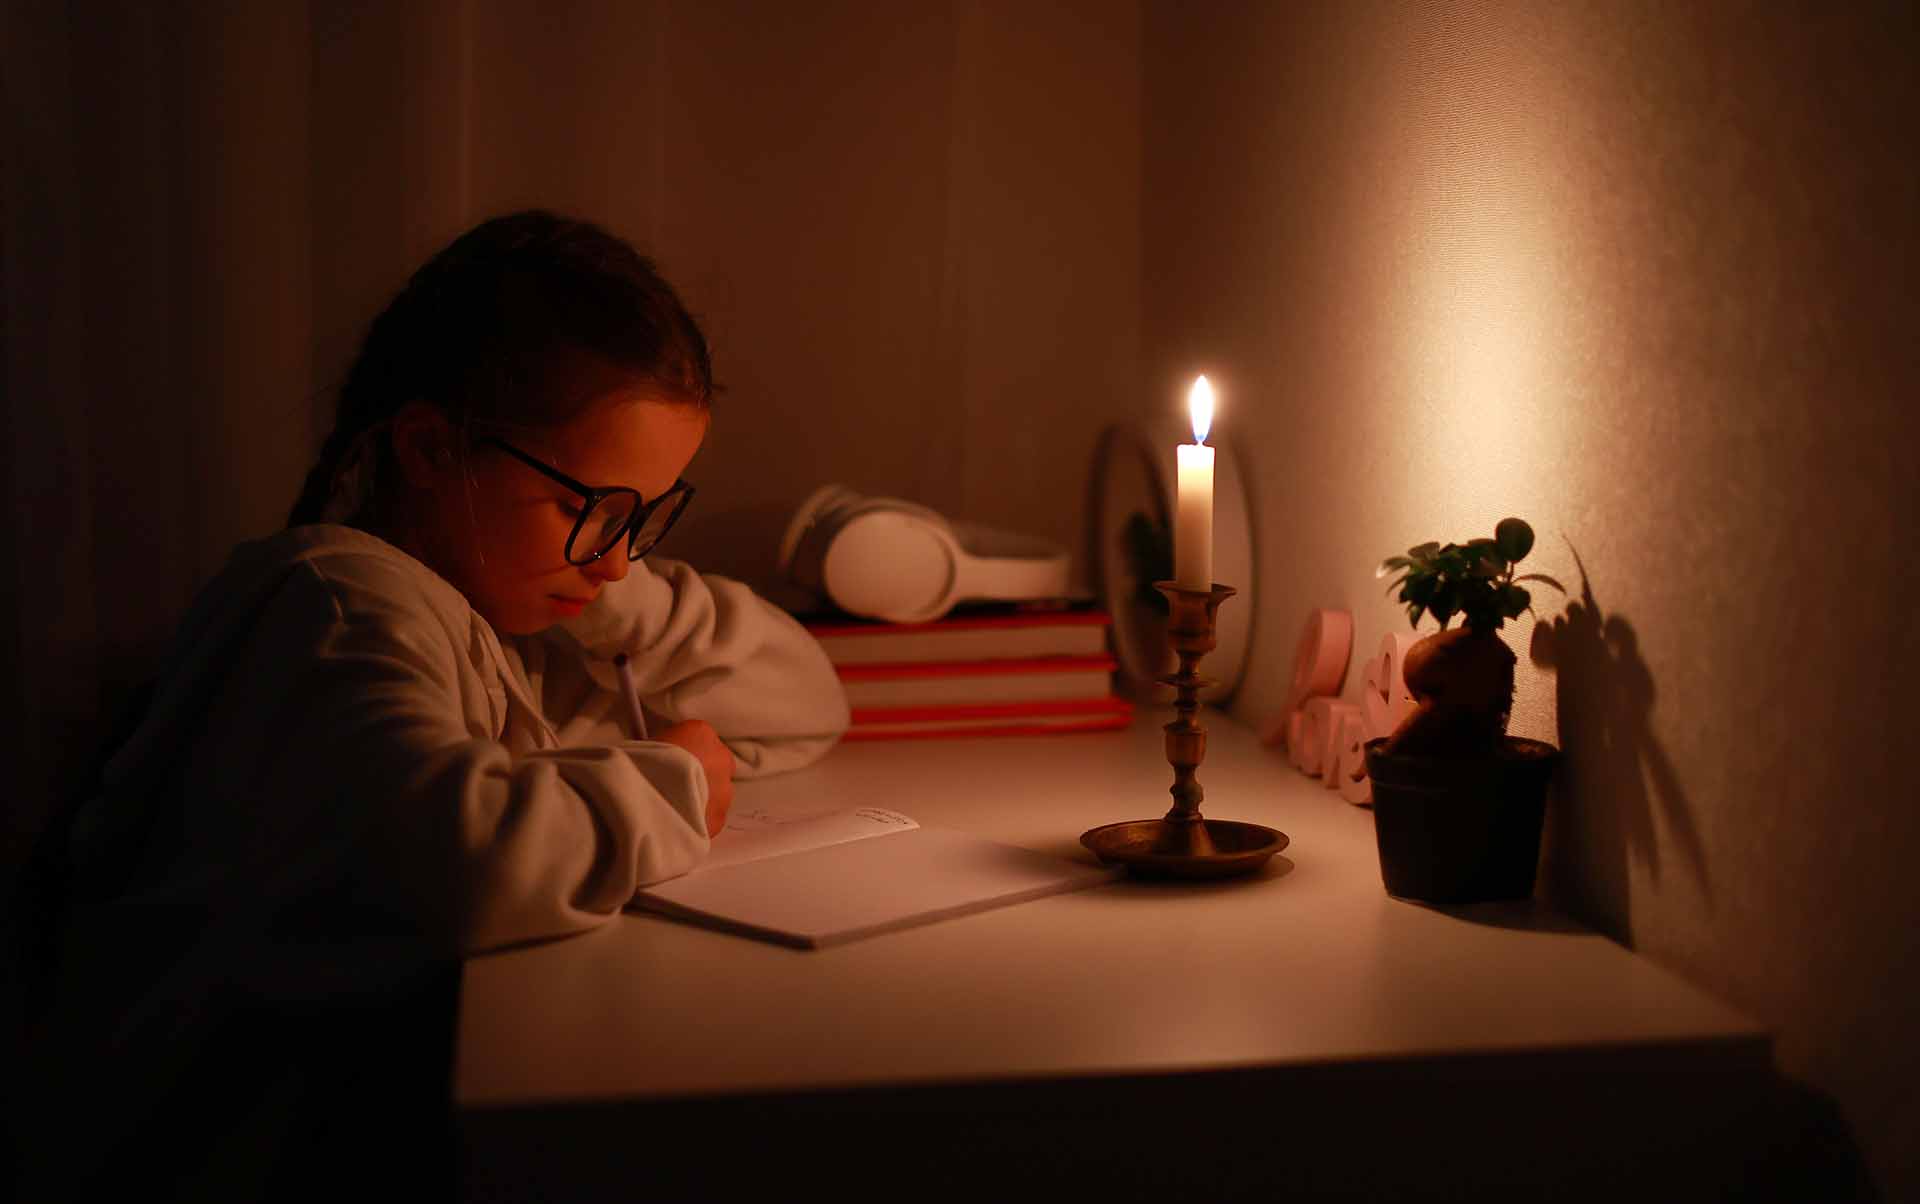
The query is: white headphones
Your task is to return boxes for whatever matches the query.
[776,485,1071,624]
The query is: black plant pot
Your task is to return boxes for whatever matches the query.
[1363,736,1560,903]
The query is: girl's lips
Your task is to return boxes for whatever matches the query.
[549,595,592,613]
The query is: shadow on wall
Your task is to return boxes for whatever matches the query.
[670,502,797,593]
[1759,1079,1886,1204]
[1529,543,1712,944]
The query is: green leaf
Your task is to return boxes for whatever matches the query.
[1382,573,1409,596]
[1513,572,1566,593]
[1495,517,1535,563]
[1123,513,1173,616]
[1408,542,1440,561]
[1502,584,1531,616]
[1375,556,1411,579]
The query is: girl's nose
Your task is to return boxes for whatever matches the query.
[586,550,631,585]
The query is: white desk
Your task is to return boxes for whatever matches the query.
[456,714,1774,1201]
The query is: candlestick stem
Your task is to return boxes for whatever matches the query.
[1080,582,1288,879]
[1159,584,1223,848]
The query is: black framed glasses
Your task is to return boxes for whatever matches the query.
[477,436,694,565]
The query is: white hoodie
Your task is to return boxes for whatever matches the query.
[28,523,847,1197]
[65,523,847,951]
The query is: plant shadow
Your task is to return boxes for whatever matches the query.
[1528,542,1713,941]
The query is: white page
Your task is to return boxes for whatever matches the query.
[632,826,1119,949]
[701,805,919,872]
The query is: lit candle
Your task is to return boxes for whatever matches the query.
[1174,375,1215,591]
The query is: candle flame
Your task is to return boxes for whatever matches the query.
[1188,376,1214,444]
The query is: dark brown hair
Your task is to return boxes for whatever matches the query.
[288,211,712,526]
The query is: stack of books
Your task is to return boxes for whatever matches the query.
[801,601,1134,741]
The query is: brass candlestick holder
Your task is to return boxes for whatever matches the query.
[1081,582,1289,879]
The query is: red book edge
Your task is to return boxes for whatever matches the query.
[842,714,1135,742]
[804,610,1111,638]
[837,654,1117,682]
[850,696,1134,725]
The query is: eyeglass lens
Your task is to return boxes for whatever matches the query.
[627,491,685,559]
[570,492,641,564]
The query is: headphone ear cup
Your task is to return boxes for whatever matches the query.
[821,510,957,623]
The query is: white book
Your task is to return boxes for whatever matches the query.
[629,805,1118,949]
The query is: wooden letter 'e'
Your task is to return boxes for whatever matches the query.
[1321,632,1418,806]
[1333,707,1373,804]
[1362,632,1419,744]
[1264,608,1354,748]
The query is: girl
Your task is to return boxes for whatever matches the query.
[24,211,849,1199]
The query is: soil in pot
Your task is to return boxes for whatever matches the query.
[1363,736,1559,903]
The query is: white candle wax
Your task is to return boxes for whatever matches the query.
[1175,442,1214,590]
[1174,375,1216,591]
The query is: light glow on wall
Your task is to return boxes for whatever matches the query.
[1371,24,1582,528]
[1394,176,1568,510]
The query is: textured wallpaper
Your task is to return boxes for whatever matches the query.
[1144,0,1915,1195]
[8,5,1913,1190]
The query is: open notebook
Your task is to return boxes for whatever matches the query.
[628,806,1117,949]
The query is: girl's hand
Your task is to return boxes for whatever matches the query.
[657,719,735,836]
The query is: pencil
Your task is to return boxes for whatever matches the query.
[612,652,650,740]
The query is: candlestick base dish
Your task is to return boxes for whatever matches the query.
[1080,578,1286,881]
[1081,819,1288,881]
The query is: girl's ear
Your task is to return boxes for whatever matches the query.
[390,401,458,488]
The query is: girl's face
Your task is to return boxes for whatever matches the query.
[401,389,709,635]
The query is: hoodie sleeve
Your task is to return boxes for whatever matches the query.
[82,554,714,957]
[532,557,849,778]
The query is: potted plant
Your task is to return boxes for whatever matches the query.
[1365,518,1563,903]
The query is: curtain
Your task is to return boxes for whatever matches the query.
[1,0,1144,868]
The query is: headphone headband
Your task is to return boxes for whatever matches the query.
[779,486,1070,623]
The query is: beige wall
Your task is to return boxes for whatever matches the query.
[310,0,1142,588]
[1143,0,1914,1195]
